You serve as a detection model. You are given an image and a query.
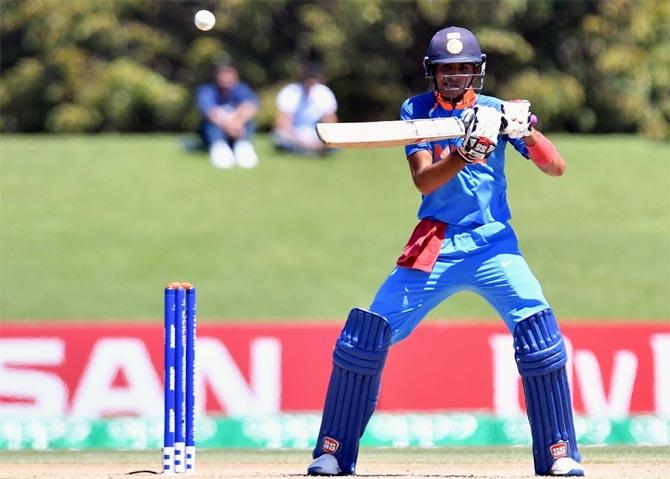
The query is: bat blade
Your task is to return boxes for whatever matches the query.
[316,117,466,149]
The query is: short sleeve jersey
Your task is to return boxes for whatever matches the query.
[402,92,529,226]
[276,82,337,129]
[196,82,259,115]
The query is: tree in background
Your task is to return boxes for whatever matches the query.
[1,0,667,138]
[575,0,669,138]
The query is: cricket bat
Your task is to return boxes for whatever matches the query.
[315,117,466,149]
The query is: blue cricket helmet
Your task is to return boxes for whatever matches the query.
[425,26,484,65]
[423,26,487,93]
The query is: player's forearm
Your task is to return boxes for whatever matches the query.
[274,112,301,141]
[234,102,258,125]
[409,150,466,195]
[206,108,228,129]
[320,112,338,124]
[275,126,308,147]
[524,130,566,177]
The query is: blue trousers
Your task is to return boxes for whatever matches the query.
[198,120,255,148]
[370,221,549,344]
[311,221,579,475]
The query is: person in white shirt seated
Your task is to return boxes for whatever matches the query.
[273,62,338,155]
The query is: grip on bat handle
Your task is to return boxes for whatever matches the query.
[498,113,539,133]
[460,110,538,132]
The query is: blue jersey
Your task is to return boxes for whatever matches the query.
[196,82,259,116]
[402,92,529,226]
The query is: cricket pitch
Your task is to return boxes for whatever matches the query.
[1,447,668,479]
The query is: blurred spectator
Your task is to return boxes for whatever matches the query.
[196,62,259,169]
[273,62,338,155]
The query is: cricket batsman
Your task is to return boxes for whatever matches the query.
[308,26,585,477]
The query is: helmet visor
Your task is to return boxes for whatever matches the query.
[433,72,485,96]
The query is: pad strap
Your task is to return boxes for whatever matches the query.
[514,309,581,475]
[313,308,392,475]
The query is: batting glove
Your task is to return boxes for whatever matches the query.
[456,106,503,163]
[501,100,533,139]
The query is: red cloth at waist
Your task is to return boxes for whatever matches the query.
[396,219,446,273]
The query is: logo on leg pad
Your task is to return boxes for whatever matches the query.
[549,441,569,459]
[322,437,340,454]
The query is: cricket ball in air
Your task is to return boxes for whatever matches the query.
[194,10,216,31]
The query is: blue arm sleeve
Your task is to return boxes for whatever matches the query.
[235,83,260,106]
[401,98,432,158]
[509,136,530,159]
[196,84,217,116]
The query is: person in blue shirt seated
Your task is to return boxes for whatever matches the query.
[196,62,260,169]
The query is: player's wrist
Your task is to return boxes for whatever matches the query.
[453,148,474,164]
[526,132,556,166]
[523,129,539,146]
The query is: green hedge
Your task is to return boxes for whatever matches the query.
[1,0,668,137]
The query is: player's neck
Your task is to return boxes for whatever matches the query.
[435,89,476,110]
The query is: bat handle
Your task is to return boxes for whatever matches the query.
[462,111,538,131]
[494,113,539,133]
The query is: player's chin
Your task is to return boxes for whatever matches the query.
[438,87,465,101]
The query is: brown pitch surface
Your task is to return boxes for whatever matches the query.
[0,447,668,479]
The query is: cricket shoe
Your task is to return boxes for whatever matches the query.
[209,141,235,169]
[548,457,585,476]
[233,140,259,169]
[307,454,341,476]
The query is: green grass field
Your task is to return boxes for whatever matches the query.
[1,447,669,478]
[1,134,668,321]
